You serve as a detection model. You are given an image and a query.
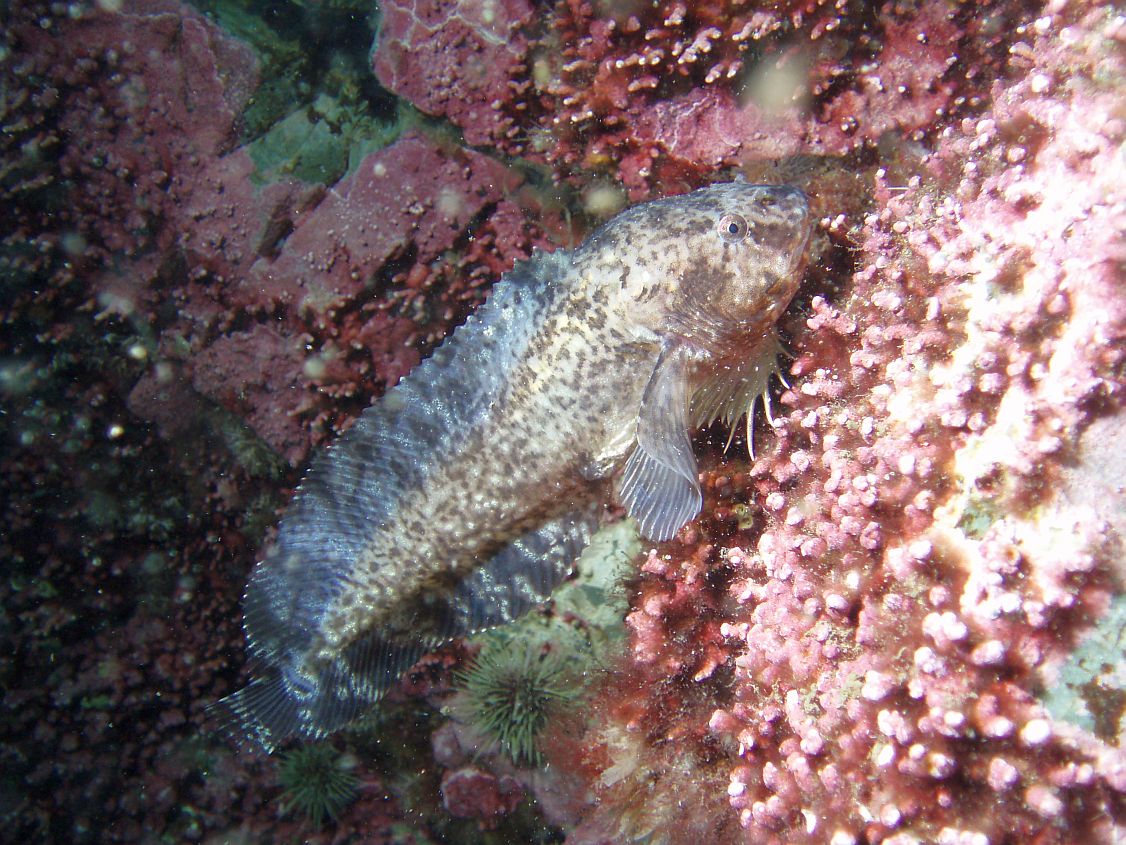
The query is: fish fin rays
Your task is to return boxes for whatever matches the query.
[350,250,567,476]
[688,330,786,458]
[618,342,702,541]
[289,248,568,526]
[441,509,600,637]
[211,637,430,753]
[210,672,304,754]
[618,332,787,541]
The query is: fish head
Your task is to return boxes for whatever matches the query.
[610,181,814,352]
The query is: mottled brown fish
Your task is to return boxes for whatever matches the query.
[216,181,813,751]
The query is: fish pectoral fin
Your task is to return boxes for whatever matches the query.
[618,341,702,541]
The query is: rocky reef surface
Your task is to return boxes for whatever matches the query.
[0,0,1121,842]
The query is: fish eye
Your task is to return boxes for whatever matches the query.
[717,213,749,243]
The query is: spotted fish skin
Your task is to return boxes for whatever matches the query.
[216,182,812,750]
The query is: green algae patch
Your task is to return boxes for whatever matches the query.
[1041,594,1126,744]
[245,94,403,186]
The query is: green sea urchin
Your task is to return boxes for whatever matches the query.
[276,741,360,828]
[455,637,578,767]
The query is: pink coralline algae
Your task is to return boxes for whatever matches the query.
[482,0,1020,196]
[373,0,536,147]
[539,5,1125,845]
[232,131,514,328]
[2,0,541,840]
[114,125,521,465]
[1,0,260,291]
[3,0,530,466]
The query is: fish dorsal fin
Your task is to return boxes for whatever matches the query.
[688,330,785,457]
[216,509,597,750]
[322,248,571,520]
[618,341,702,541]
[242,250,571,667]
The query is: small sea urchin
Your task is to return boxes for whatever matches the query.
[455,637,579,767]
[276,741,360,828]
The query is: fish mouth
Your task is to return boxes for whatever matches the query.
[740,185,813,274]
[769,186,813,274]
[789,217,814,274]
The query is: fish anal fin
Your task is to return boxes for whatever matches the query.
[440,509,600,637]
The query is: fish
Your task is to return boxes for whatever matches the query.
[215,181,813,751]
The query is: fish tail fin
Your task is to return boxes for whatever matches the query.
[210,637,430,752]
[209,672,306,754]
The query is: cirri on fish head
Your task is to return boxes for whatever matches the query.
[213,182,813,751]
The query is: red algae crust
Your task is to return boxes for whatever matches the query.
[373,0,537,147]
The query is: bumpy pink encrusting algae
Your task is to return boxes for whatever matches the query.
[547,6,1125,844]
[1,1,540,840]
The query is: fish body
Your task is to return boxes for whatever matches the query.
[217,182,813,750]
